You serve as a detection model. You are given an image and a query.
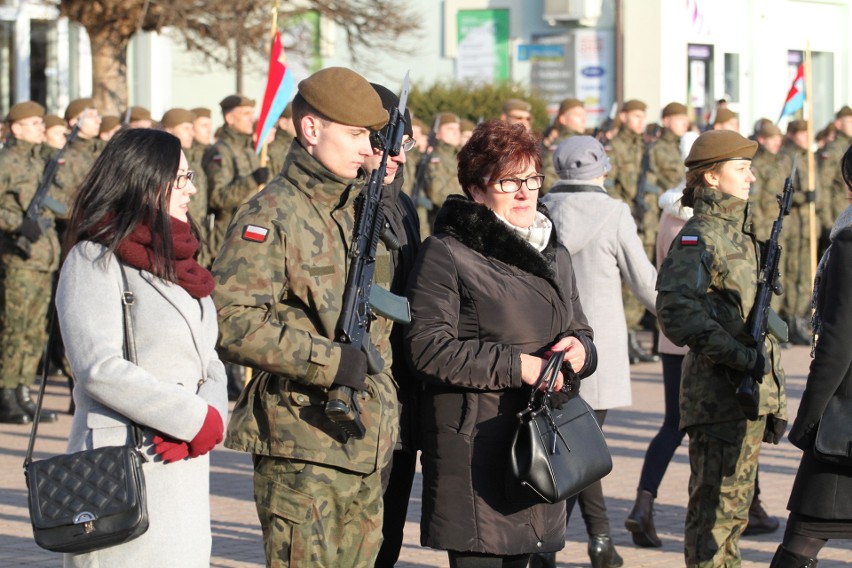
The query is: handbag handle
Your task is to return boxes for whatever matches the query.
[525,350,567,409]
[24,261,142,470]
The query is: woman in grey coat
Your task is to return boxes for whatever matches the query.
[56,129,228,567]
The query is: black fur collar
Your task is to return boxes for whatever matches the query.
[434,195,556,280]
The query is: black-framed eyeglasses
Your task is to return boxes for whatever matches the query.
[491,174,545,193]
[174,170,195,189]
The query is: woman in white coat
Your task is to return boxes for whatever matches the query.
[56,128,228,567]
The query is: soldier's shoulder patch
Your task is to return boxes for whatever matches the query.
[242,224,269,243]
[57,158,66,165]
[681,235,699,246]
[211,153,222,163]
[430,157,441,164]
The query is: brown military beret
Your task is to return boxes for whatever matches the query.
[64,98,96,121]
[460,119,476,132]
[621,99,647,113]
[411,117,426,131]
[662,102,688,118]
[44,114,65,129]
[6,101,45,123]
[219,94,255,114]
[99,116,121,134]
[298,67,388,131]
[281,102,292,119]
[754,118,782,138]
[558,98,583,115]
[713,108,737,125]
[684,130,758,169]
[502,98,531,114]
[787,119,808,134]
[161,108,195,129]
[129,106,152,122]
[436,112,460,128]
[836,105,852,119]
[190,107,212,119]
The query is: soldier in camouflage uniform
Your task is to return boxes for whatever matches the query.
[203,95,267,261]
[778,120,817,345]
[265,103,296,179]
[818,105,852,249]
[500,98,533,132]
[127,105,153,129]
[0,102,61,424]
[40,114,66,162]
[424,112,463,231]
[650,102,690,194]
[212,67,398,567]
[656,130,787,567]
[98,115,121,143]
[189,107,214,262]
[712,108,740,132]
[541,98,586,193]
[52,98,103,225]
[749,121,787,242]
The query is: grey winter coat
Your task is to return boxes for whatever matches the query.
[542,182,657,409]
[406,196,595,556]
[57,241,228,567]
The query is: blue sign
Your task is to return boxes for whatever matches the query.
[517,44,565,62]
[581,66,605,78]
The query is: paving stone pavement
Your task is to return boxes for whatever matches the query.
[1,341,850,567]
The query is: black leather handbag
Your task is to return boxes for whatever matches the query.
[813,396,852,467]
[24,264,149,553]
[507,351,612,504]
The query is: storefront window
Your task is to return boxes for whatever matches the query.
[688,43,713,127]
[0,20,13,117]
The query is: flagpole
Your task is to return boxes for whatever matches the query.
[258,0,281,174]
[805,42,817,290]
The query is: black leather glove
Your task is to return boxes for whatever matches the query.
[251,167,270,185]
[763,414,787,445]
[559,364,582,396]
[18,217,43,243]
[331,343,367,392]
[748,343,770,381]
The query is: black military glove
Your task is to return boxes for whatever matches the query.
[748,343,770,381]
[331,343,367,392]
[18,217,43,243]
[251,167,270,185]
[763,414,787,444]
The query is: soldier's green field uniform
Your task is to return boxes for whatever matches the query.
[52,136,101,220]
[266,130,294,179]
[185,139,211,266]
[0,137,61,419]
[213,69,398,567]
[749,145,788,242]
[424,140,461,230]
[649,127,685,194]
[817,129,851,235]
[203,125,261,260]
[657,172,786,564]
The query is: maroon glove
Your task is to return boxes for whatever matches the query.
[152,434,190,463]
[188,406,224,458]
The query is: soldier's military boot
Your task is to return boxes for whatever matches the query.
[742,497,780,535]
[0,388,30,424]
[624,489,662,547]
[16,384,57,423]
[628,330,660,364]
[588,534,623,568]
[769,544,818,567]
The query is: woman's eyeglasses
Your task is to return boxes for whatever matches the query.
[174,171,195,189]
[491,174,545,193]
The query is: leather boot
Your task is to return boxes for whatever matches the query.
[0,388,30,424]
[628,330,660,364]
[528,552,556,568]
[770,544,819,568]
[16,384,57,423]
[588,534,623,568]
[742,497,780,536]
[624,489,662,547]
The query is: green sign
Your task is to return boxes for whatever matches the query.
[456,9,509,82]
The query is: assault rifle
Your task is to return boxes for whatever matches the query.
[633,124,661,231]
[324,73,413,442]
[409,115,439,212]
[736,160,795,420]
[15,114,80,257]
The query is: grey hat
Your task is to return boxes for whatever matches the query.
[553,135,611,180]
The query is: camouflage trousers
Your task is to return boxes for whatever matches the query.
[253,455,384,568]
[0,268,53,388]
[684,417,765,567]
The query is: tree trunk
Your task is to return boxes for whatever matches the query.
[87,27,129,115]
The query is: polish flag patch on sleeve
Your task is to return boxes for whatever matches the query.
[681,235,699,246]
[242,224,269,243]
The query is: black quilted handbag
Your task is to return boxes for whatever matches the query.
[24,264,149,553]
[507,351,613,504]
[813,396,852,467]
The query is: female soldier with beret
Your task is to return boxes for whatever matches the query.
[655,130,786,567]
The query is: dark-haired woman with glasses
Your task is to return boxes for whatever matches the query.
[56,128,228,567]
[405,119,597,568]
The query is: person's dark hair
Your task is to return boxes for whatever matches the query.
[291,92,331,140]
[457,119,542,198]
[64,128,188,282]
[842,145,852,189]
[682,161,724,208]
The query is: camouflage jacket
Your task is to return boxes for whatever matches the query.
[749,146,788,241]
[656,187,786,428]
[424,140,462,209]
[186,141,210,226]
[778,140,817,235]
[265,131,294,179]
[52,136,102,219]
[649,128,684,193]
[608,128,644,203]
[212,140,398,474]
[0,139,60,271]
[203,126,261,257]
[818,131,851,230]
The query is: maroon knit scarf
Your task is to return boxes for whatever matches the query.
[114,217,214,299]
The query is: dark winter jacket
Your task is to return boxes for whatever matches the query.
[405,195,595,555]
